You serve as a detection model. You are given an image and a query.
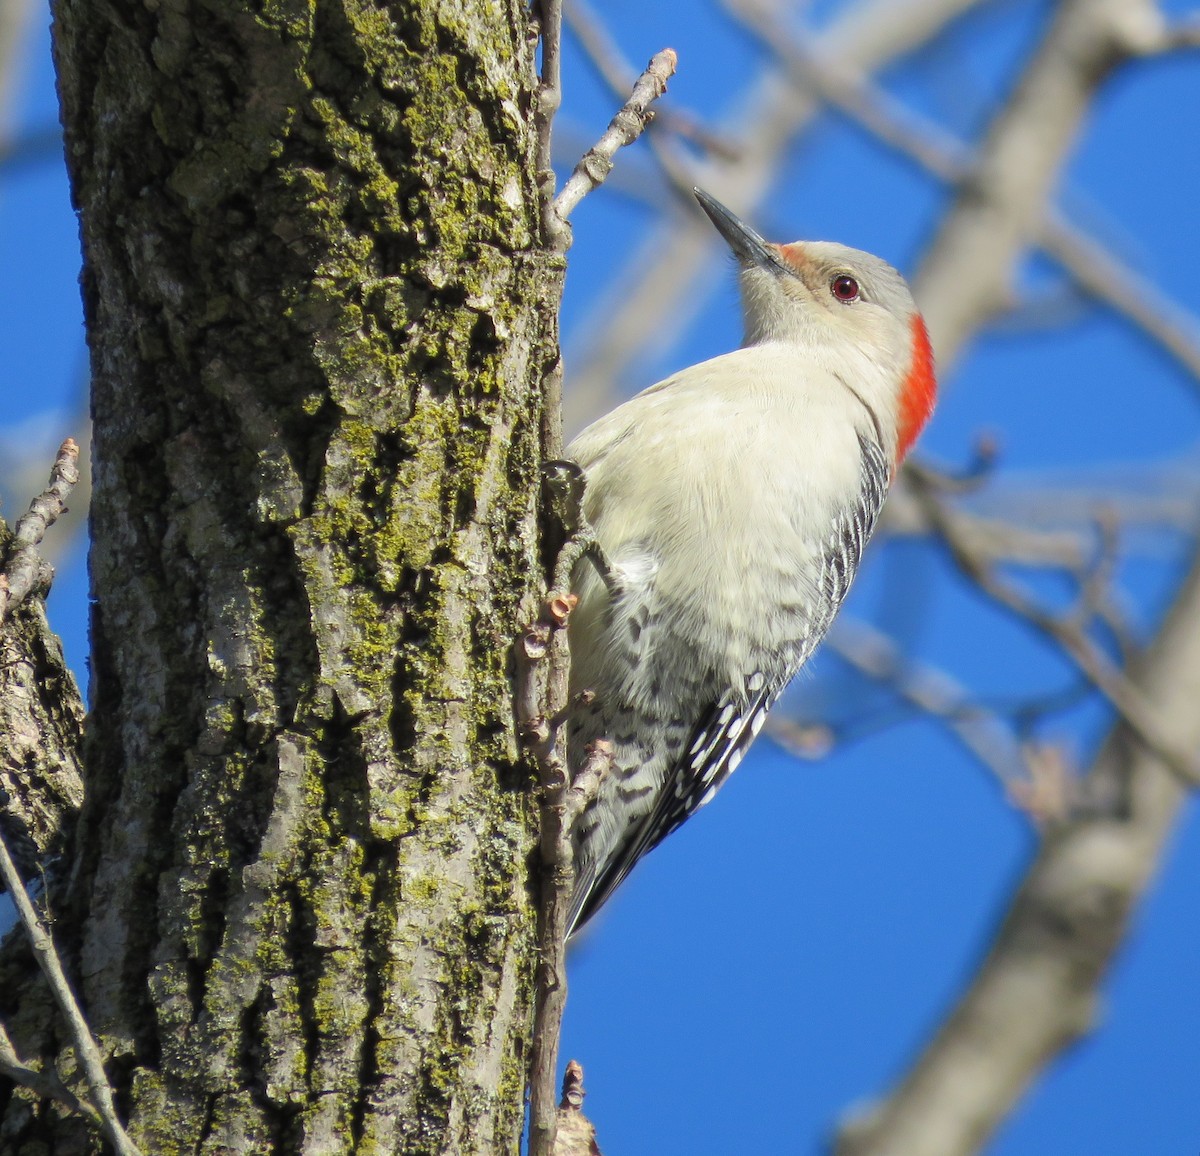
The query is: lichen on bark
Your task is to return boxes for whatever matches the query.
[0,0,559,1152]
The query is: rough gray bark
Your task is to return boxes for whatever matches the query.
[0,516,84,882]
[1,0,560,1152]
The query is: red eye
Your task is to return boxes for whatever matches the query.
[831,274,860,302]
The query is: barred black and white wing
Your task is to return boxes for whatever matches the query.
[567,434,891,935]
[569,680,777,933]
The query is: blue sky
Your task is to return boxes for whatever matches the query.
[558,2,1200,1153]
[1,2,1197,1153]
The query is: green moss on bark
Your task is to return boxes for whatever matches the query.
[0,0,556,1152]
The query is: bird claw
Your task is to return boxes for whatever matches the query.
[542,459,588,536]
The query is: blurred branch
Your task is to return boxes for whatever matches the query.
[885,454,1200,563]
[566,0,738,160]
[911,0,1181,365]
[911,470,1200,789]
[836,542,1200,1156]
[825,616,1030,795]
[1160,14,1200,48]
[728,0,1200,389]
[882,480,1089,569]
[723,0,969,184]
[1043,211,1200,388]
[564,0,991,432]
[0,126,63,172]
[0,0,34,140]
[807,619,1080,826]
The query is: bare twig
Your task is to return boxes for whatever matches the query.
[0,827,142,1155]
[565,0,736,160]
[534,0,565,250]
[552,1059,603,1156]
[562,0,709,207]
[552,48,677,229]
[0,1022,102,1128]
[0,437,80,628]
[535,0,675,252]
[519,476,614,1156]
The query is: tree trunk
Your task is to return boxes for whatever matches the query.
[2,0,558,1151]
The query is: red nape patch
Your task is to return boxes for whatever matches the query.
[896,314,937,463]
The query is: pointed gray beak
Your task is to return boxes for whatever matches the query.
[693,187,790,275]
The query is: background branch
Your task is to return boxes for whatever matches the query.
[836,544,1200,1156]
[562,0,991,432]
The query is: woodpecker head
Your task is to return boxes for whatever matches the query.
[694,187,936,463]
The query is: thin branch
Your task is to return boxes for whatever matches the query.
[552,1059,603,1156]
[910,475,1200,789]
[0,827,142,1156]
[519,473,614,1156]
[0,437,80,628]
[824,617,1031,797]
[563,0,709,208]
[565,0,737,160]
[534,0,565,249]
[552,48,677,229]
[727,0,1200,390]
[836,543,1200,1156]
[0,1022,102,1128]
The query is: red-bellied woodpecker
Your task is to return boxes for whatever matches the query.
[563,188,937,935]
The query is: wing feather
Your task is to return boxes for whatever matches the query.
[567,434,890,935]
